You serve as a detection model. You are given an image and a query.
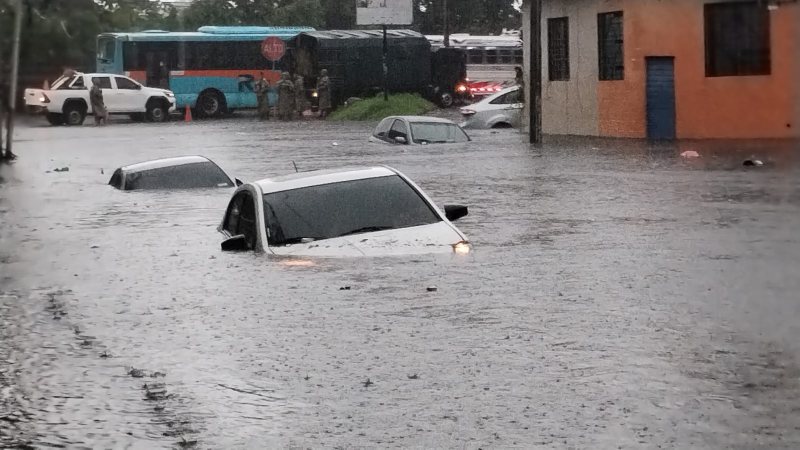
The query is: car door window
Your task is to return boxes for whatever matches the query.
[70,77,85,90]
[92,77,112,89]
[387,120,409,142]
[373,118,393,140]
[115,77,139,90]
[490,91,517,105]
[223,191,257,249]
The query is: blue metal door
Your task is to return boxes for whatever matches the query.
[646,57,676,140]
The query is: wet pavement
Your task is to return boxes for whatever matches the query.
[1,116,799,448]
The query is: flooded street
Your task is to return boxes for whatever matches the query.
[1,117,799,448]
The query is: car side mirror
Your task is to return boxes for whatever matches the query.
[135,84,142,90]
[394,136,407,144]
[444,204,469,221]
[221,234,250,251]
[235,178,244,187]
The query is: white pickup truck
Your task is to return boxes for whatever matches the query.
[25,72,176,126]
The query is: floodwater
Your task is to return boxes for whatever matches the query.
[1,116,799,448]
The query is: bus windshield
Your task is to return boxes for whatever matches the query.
[97,36,116,62]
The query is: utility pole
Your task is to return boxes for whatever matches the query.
[4,0,23,160]
[443,0,450,47]
[528,0,542,144]
[382,25,388,101]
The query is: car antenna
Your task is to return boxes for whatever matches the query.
[292,161,299,173]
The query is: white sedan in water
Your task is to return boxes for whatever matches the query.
[218,166,471,257]
[369,116,471,145]
[460,86,523,129]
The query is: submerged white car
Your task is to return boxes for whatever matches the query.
[460,86,522,129]
[218,166,471,257]
[369,116,471,145]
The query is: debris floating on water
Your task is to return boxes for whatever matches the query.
[426,286,438,292]
[743,159,764,167]
[680,150,700,158]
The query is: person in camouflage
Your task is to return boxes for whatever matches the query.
[254,73,270,120]
[316,69,331,119]
[276,72,295,121]
[293,74,306,119]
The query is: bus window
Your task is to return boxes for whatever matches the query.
[122,42,140,70]
[498,49,514,64]
[514,49,523,65]
[485,49,498,64]
[467,49,484,65]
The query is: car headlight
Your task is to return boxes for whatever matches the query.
[461,109,476,116]
[452,241,472,255]
[311,90,319,98]
[165,91,175,97]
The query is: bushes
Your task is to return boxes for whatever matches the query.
[328,93,436,121]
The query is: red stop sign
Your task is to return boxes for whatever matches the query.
[261,37,286,62]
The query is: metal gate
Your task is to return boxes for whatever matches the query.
[646,57,676,140]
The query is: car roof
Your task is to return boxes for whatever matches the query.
[120,156,211,172]
[384,116,456,124]
[255,166,398,194]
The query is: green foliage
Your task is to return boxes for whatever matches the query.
[181,0,335,30]
[414,0,521,35]
[328,93,436,121]
[0,0,179,79]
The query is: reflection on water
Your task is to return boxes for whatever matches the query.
[1,120,799,448]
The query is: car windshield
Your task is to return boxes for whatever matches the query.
[263,175,441,246]
[410,122,470,144]
[121,161,233,190]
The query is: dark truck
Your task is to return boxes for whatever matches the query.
[288,29,467,108]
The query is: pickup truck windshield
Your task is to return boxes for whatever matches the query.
[263,175,441,246]
[410,122,470,144]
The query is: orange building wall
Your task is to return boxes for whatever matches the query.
[597,0,798,139]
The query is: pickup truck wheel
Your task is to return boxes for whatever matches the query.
[197,91,224,118]
[146,102,168,122]
[63,106,86,126]
[46,113,65,126]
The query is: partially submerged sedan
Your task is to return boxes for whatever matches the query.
[369,116,471,145]
[219,166,471,257]
[109,156,238,190]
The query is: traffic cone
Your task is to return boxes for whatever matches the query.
[184,105,192,123]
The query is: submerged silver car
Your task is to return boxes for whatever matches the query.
[460,86,523,129]
[369,116,471,145]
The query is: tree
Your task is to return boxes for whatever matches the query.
[413,0,520,35]
[182,0,327,29]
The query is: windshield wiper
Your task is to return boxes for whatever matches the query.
[272,237,322,246]
[339,226,394,237]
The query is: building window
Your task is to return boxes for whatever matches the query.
[597,11,624,81]
[547,17,570,81]
[705,2,770,77]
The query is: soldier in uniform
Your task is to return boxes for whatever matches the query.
[276,72,295,121]
[316,69,331,119]
[254,73,270,120]
[89,80,108,126]
[293,74,306,119]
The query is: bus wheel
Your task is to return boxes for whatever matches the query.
[197,91,224,118]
